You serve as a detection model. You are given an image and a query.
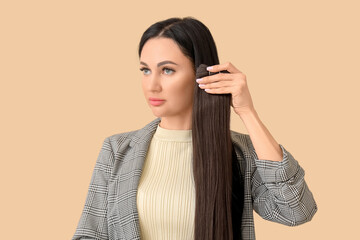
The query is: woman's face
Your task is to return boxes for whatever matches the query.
[139,37,196,120]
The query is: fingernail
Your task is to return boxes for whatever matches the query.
[196,78,202,83]
[206,66,213,70]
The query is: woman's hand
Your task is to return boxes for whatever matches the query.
[196,61,255,116]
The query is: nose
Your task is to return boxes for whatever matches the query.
[147,73,162,92]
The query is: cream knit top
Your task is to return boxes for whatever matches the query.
[136,123,195,240]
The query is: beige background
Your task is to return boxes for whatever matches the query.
[1,0,359,239]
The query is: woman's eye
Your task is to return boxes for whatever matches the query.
[139,68,150,75]
[163,67,174,75]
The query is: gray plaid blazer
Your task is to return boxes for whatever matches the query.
[72,117,317,240]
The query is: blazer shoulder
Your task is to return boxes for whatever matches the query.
[104,128,141,149]
[107,129,138,141]
[230,129,251,149]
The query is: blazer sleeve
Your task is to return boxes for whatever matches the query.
[72,136,114,240]
[248,140,318,226]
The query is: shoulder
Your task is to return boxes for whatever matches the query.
[230,129,252,150]
[230,129,258,165]
[102,117,161,151]
[103,129,141,151]
[107,129,139,142]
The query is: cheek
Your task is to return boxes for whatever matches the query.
[166,79,194,96]
[141,79,148,94]
[168,81,194,105]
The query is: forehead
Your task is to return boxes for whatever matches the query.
[140,37,186,62]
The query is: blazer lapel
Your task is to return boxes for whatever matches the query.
[116,117,161,239]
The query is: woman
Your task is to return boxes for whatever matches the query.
[72,17,317,240]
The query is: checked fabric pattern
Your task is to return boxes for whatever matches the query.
[72,117,317,240]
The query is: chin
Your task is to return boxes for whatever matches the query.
[150,109,164,118]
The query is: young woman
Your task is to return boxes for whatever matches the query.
[72,16,317,240]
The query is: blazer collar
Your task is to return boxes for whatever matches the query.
[129,117,161,148]
[117,117,161,239]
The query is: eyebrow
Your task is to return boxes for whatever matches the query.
[140,60,178,67]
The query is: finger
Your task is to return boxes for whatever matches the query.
[204,86,233,94]
[196,72,233,84]
[206,61,242,74]
[198,79,233,90]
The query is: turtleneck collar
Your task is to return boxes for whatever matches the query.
[153,123,192,142]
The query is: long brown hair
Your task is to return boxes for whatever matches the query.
[138,17,244,240]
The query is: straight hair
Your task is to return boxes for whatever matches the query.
[138,16,244,240]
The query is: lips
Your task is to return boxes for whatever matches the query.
[149,97,165,106]
[149,97,165,101]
